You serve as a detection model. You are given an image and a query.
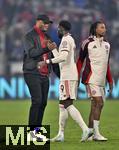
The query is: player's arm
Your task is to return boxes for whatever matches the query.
[77,40,88,79]
[37,40,69,69]
[52,48,59,57]
[37,50,68,69]
[46,50,68,64]
[46,40,69,64]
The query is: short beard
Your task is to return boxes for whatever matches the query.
[41,28,47,32]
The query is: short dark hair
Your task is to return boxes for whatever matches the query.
[59,20,71,31]
[89,21,105,36]
[36,14,53,24]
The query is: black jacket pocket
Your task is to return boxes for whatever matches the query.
[23,60,36,71]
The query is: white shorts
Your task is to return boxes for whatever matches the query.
[86,84,105,101]
[59,80,78,100]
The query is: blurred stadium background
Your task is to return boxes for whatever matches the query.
[0,0,119,100]
[0,0,119,149]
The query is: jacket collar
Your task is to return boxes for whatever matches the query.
[63,32,71,37]
[93,36,104,42]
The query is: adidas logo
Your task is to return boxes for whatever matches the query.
[93,45,97,48]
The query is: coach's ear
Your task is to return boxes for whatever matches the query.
[52,63,60,78]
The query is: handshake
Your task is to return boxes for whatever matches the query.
[43,35,57,51]
[38,40,57,69]
[47,41,57,51]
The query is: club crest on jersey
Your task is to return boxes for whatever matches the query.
[105,45,109,49]
[62,41,67,48]
[92,90,96,95]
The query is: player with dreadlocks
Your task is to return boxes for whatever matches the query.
[77,21,113,141]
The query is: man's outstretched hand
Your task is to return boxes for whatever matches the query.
[47,42,57,51]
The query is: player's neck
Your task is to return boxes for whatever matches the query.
[64,32,69,36]
[96,35,103,39]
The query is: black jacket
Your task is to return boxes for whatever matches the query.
[23,28,60,78]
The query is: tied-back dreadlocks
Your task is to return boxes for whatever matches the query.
[89,21,104,36]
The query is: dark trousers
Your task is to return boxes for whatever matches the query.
[24,73,49,128]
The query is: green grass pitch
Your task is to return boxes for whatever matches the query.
[0,100,119,150]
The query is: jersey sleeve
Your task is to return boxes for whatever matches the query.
[50,51,68,64]
[77,39,89,79]
[52,48,59,57]
[60,38,70,52]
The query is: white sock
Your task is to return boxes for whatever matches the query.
[67,105,88,132]
[93,120,100,136]
[58,104,68,135]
